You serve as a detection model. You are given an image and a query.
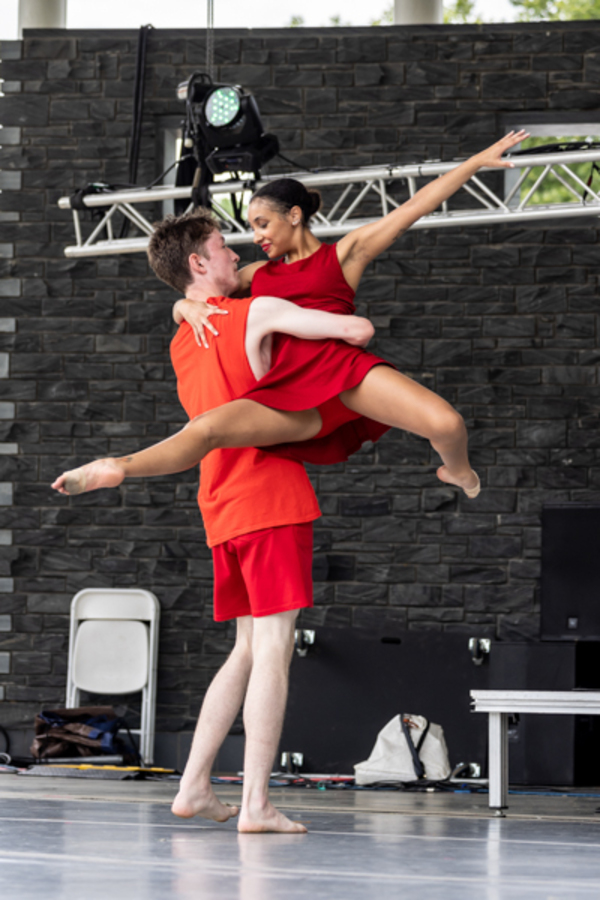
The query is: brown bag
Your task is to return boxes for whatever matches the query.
[30,706,121,759]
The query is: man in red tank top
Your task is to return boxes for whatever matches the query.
[160,215,319,834]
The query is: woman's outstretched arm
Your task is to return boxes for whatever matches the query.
[337,130,528,289]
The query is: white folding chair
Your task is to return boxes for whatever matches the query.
[66,588,160,765]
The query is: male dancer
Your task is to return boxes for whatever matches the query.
[53,211,373,834]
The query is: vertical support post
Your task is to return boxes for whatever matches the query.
[488,712,509,812]
[18,0,67,35]
[393,0,443,25]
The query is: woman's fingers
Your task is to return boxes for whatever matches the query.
[481,130,529,168]
[195,325,208,349]
[187,305,228,348]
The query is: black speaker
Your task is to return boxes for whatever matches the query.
[489,641,600,786]
[281,628,490,775]
[541,503,600,640]
[281,629,600,785]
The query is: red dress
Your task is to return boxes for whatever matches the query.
[242,242,392,465]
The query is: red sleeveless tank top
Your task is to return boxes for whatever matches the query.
[170,295,320,547]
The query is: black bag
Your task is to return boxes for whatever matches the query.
[31,706,139,763]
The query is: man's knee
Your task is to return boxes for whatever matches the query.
[233,616,254,658]
[252,609,299,658]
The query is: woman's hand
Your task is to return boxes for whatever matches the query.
[173,299,229,349]
[473,130,529,169]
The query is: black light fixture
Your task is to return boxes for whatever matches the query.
[177,72,279,186]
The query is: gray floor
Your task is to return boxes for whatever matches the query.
[1,777,600,899]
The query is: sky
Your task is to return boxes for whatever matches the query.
[1,0,520,39]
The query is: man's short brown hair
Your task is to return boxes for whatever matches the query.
[147,209,220,294]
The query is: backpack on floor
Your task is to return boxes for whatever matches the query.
[354,713,451,785]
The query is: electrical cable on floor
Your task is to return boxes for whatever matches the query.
[208,774,600,799]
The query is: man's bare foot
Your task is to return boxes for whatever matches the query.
[172,785,239,823]
[436,466,480,499]
[238,802,307,834]
[51,459,125,495]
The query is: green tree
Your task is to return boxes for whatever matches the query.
[513,134,600,205]
[287,15,304,26]
[510,0,600,18]
[371,2,480,25]
[370,5,394,25]
[444,0,481,22]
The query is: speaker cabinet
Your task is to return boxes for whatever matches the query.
[489,641,600,786]
[281,628,488,775]
[281,628,489,776]
[281,629,600,786]
[542,503,600,640]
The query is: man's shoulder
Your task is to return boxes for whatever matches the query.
[171,294,253,365]
[207,295,250,310]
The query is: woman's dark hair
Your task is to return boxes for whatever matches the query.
[250,178,321,225]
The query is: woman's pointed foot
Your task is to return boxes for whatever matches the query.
[51,459,125,495]
[437,466,480,499]
[462,473,481,499]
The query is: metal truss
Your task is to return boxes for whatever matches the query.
[57,148,600,258]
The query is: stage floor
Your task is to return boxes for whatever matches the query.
[1,776,600,898]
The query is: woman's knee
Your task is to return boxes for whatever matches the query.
[186,412,219,451]
[430,406,466,444]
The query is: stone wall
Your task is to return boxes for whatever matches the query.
[1,22,600,753]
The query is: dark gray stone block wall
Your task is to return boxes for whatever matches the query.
[1,22,600,749]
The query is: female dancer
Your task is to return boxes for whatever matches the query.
[173,130,527,492]
[53,133,524,496]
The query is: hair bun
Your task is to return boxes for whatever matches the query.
[308,189,322,217]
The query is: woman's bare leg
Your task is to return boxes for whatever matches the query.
[52,400,322,495]
[340,366,479,495]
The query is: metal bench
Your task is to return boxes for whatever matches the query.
[471,690,600,814]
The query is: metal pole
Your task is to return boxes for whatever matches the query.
[18,0,66,35]
[488,712,509,813]
[393,0,443,25]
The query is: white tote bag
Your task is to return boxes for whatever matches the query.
[354,713,451,785]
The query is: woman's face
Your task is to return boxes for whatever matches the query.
[247,198,299,259]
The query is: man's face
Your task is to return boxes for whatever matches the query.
[199,230,241,295]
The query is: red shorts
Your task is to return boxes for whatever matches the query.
[211,522,314,622]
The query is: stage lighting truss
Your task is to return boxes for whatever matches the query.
[57,146,600,258]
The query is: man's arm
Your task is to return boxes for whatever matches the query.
[245,295,375,380]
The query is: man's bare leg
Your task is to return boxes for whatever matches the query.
[52,401,322,495]
[172,616,254,822]
[238,609,306,834]
[340,366,479,496]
